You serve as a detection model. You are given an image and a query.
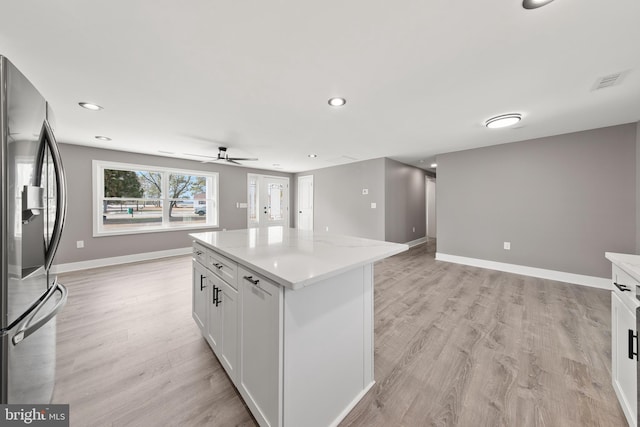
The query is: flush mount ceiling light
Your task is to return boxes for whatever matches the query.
[485,113,522,129]
[78,102,103,111]
[308,154,318,158]
[522,0,555,9]
[328,97,346,107]
[95,135,111,141]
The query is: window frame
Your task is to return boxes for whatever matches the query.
[92,160,219,237]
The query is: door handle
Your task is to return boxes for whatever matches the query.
[614,282,631,292]
[629,329,638,360]
[12,279,68,345]
[41,120,68,271]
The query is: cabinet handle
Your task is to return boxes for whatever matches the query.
[614,282,631,292]
[213,263,223,270]
[215,287,221,307]
[212,285,218,304]
[243,275,259,285]
[200,275,207,291]
[195,250,203,256]
[629,329,638,360]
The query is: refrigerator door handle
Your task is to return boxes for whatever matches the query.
[41,119,67,271]
[12,279,67,345]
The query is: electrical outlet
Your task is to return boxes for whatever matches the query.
[325,226,329,232]
[362,189,369,195]
[76,240,84,249]
[503,242,511,250]
[413,227,416,232]
[371,202,376,209]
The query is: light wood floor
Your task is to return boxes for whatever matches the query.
[53,241,627,426]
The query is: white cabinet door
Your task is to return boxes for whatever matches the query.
[206,275,222,353]
[612,291,638,427]
[192,261,208,332]
[220,281,238,382]
[238,267,282,427]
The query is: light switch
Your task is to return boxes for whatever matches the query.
[371,202,376,209]
[362,189,369,195]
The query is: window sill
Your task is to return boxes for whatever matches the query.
[93,223,220,238]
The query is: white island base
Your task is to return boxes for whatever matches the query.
[191,228,407,427]
[243,264,374,427]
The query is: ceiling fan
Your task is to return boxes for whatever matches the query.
[213,147,258,165]
[185,146,258,165]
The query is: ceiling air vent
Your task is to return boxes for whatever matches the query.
[592,70,630,91]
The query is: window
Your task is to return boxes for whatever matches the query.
[93,160,218,236]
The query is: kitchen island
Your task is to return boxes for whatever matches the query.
[190,227,408,427]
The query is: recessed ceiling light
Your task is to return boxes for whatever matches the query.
[431,163,438,168]
[308,154,318,158]
[485,113,522,129]
[79,102,103,111]
[522,0,555,9]
[95,135,111,141]
[328,97,346,107]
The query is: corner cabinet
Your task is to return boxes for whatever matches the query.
[609,260,639,427]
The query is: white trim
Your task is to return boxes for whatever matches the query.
[435,252,611,290]
[93,160,219,237]
[406,236,428,248]
[327,381,375,427]
[52,247,191,274]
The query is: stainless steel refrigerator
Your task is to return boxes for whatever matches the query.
[0,56,68,404]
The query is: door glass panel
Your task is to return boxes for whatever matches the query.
[248,175,258,223]
[267,184,284,221]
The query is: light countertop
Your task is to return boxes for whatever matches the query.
[605,252,640,284]
[190,227,409,290]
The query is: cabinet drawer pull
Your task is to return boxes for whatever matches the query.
[200,274,207,291]
[195,250,203,256]
[613,282,631,292]
[213,263,223,270]
[243,275,259,285]
[629,329,638,360]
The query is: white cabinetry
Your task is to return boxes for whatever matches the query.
[238,266,283,427]
[193,244,239,382]
[192,260,207,331]
[611,263,639,427]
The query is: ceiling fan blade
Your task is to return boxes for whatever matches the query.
[226,159,242,165]
[228,157,258,161]
[183,152,220,159]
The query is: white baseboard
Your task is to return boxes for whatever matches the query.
[435,252,611,290]
[52,247,192,274]
[406,236,428,248]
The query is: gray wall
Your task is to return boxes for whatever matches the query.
[293,159,386,240]
[384,158,426,243]
[293,158,427,243]
[437,124,636,279]
[55,144,292,265]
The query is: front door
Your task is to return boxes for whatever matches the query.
[248,174,289,228]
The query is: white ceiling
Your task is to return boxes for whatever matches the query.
[1,0,639,173]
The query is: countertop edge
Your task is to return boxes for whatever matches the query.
[192,235,408,290]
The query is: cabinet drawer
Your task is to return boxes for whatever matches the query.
[613,264,639,298]
[208,251,238,288]
[193,242,207,265]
